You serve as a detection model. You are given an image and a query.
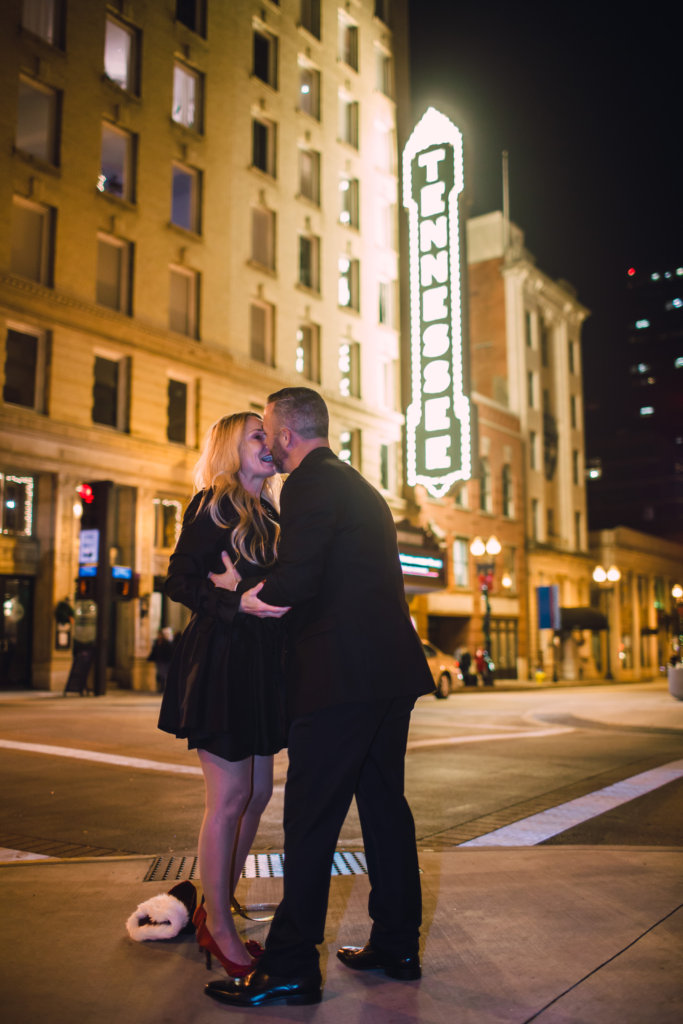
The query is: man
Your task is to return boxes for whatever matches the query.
[206,387,434,1009]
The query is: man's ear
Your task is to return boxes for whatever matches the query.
[281,427,294,449]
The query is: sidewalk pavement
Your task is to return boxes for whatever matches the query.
[1,682,682,1023]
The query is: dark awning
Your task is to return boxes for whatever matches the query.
[559,607,608,631]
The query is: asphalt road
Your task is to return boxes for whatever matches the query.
[1,682,682,859]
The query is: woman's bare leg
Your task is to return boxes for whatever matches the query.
[197,748,255,966]
[230,754,274,894]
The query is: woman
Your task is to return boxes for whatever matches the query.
[158,412,288,977]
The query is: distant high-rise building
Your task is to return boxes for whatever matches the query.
[586,264,683,541]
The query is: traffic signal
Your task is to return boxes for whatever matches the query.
[79,481,112,531]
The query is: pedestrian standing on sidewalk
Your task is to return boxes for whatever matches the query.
[147,627,174,692]
[205,387,434,1009]
[158,412,289,978]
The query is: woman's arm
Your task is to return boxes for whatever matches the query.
[164,495,241,626]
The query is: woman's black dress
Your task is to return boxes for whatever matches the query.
[158,490,286,762]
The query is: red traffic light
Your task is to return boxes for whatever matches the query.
[77,483,94,504]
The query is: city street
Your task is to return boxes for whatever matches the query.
[1,680,682,859]
[2,679,682,1024]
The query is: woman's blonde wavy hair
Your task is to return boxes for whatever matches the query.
[192,412,280,566]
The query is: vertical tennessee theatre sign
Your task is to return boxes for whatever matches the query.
[402,107,471,498]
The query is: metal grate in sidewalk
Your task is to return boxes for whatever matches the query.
[144,850,368,882]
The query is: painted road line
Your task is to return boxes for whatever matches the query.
[0,739,203,775]
[407,725,573,750]
[0,848,50,862]
[1,724,573,772]
[461,759,683,846]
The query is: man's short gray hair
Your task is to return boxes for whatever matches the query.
[267,387,329,439]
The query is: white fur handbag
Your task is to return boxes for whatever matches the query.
[126,880,197,941]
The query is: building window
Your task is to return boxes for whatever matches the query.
[3,326,47,411]
[298,148,320,204]
[527,370,535,407]
[251,207,276,270]
[338,14,358,70]
[252,117,276,176]
[0,473,35,536]
[540,322,549,367]
[93,354,129,431]
[479,457,492,512]
[16,77,59,164]
[568,338,576,374]
[529,431,537,470]
[338,341,360,398]
[502,464,513,517]
[547,507,554,538]
[375,48,392,96]
[454,482,468,508]
[167,379,188,444]
[154,498,182,549]
[104,17,138,93]
[374,0,391,26]
[452,537,469,588]
[298,64,320,119]
[338,257,359,310]
[339,176,359,227]
[249,301,275,365]
[21,0,63,47]
[172,63,202,131]
[525,309,533,347]
[378,280,395,326]
[298,234,320,292]
[296,324,320,383]
[169,266,199,337]
[531,497,539,540]
[96,235,132,313]
[379,443,395,491]
[574,510,582,550]
[572,449,580,485]
[171,164,200,232]
[375,122,395,172]
[253,27,278,88]
[339,95,359,148]
[176,0,205,37]
[300,0,320,38]
[375,199,396,249]
[380,358,397,409]
[339,428,360,468]
[99,123,134,201]
[10,197,53,285]
[570,394,577,429]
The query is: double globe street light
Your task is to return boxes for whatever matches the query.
[592,563,621,680]
[469,535,506,682]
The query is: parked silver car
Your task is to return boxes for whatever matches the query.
[421,641,461,699]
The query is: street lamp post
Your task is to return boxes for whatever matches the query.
[470,535,501,684]
[592,564,621,680]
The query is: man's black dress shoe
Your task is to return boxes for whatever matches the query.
[337,943,421,980]
[205,966,322,1007]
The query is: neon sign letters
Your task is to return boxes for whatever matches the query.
[402,107,471,498]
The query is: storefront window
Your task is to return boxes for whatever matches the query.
[0,474,34,536]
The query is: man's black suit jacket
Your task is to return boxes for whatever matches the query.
[258,447,434,718]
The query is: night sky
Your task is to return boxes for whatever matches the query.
[407,1,681,422]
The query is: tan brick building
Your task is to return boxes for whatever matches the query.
[0,0,409,690]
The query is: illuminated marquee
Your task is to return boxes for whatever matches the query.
[402,107,471,498]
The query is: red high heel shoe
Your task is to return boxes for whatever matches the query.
[193,901,263,961]
[195,919,255,977]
